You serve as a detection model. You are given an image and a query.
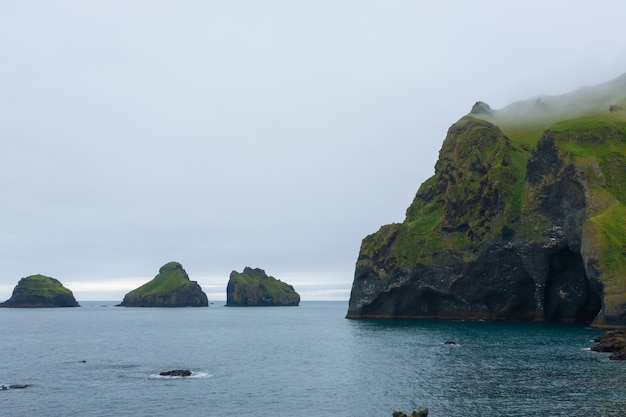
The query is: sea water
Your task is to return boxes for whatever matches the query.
[1,301,625,416]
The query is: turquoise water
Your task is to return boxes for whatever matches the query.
[1,301,625,416]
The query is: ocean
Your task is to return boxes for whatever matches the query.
[1,301,625,416]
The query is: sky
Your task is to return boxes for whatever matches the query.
[2,1,626,302]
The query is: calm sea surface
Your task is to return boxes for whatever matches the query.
[1,301,625,416]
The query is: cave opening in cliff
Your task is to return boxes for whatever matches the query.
[543,247,602,323]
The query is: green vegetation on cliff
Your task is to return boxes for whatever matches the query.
[350,74,626,325]
[226,267,300,306]
[0,275,80,308]
[118,262,208,307]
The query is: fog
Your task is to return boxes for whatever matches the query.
[2,1,626,301]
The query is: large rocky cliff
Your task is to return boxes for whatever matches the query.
[347,75,626,327]
[118,262,208,307]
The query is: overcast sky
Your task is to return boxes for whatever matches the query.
[2,1,626,301]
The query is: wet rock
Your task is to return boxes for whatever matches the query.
[0,384,30,390]
[591,329,626,360]
[159,369,192,377]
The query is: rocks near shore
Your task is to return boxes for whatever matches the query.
[591,329,626,360]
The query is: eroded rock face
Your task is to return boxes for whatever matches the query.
[0,275,80,308]
[347,109,626,326]
[117,262,208,307]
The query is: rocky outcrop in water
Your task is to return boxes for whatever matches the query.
[0,275,80,308]
[117,262,208,307]
[159,369,192,376]
[591,329,626,360]
[226,267,300,306]
[347,74,626,327]
[0,384,30,391]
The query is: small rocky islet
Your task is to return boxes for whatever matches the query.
[1,262,301,309]
[117,262,208,307]
[226,267,300,307]
[0,274,79,308]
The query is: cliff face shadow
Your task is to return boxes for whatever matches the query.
[543,247,602,323]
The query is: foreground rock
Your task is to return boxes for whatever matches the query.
[0,275,79,308]
[226,267,300,306]
[117,262,208,307]
[591,329,626,360]
[159,369,192,377]
[347,73,626,326]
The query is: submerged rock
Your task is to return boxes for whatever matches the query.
[347,74,626,326]
[393,409,428,417]
[117,262,208,307]
[0,384,30,390]
[0,275,79,308]
[226,267,300,306]
[159,369,192,377]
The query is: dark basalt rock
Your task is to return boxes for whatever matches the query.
[159,369,192,377]
[591,329,626,360]
[117,262,208,307]
[0,275,79,308]
[226,267,300,307]
[0,384,30,390]
[347,75,626,326]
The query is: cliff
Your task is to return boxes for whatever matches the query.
[347,74,626,327]
[226,267,300,306]
[0,275,80,308]
[117,262,208,307]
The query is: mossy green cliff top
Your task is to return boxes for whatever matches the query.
[226,267,300,306]
[0,274,80,308]
[118,262,208,307]
[348,73,626,326]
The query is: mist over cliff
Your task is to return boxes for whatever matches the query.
[347,74,626,327]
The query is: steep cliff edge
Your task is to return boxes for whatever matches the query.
[118,262,208,307]
[347,74,626,326]
[226,267,300,306]
[0,275,80,308]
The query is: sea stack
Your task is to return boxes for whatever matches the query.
[0,275,80,308]
[117,262,208,307]
[226,267,300,306]
[347,73,626,327]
